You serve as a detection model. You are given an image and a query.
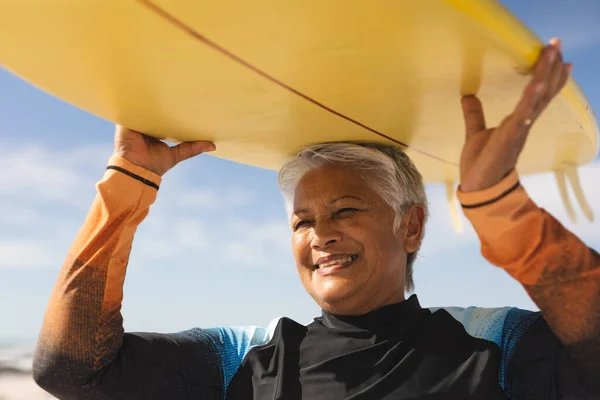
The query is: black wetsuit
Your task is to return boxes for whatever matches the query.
[227,295,506,399]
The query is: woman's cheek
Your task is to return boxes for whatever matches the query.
[292,230,312,265]
[335,219,364,242]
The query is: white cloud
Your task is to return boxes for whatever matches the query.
[130,212,294,274]
[0,241,62,269]
[0,142,110,269]
[0,142,284,272]
[0,203,40,227]
[0,142,110,207]
[176,187,255,209]
[133,218,211,259]
[221,218,293,270]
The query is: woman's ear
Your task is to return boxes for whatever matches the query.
[402,205,425,253]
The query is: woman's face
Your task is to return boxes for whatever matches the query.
[291,164,424,316]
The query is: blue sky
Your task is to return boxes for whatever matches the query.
[1,0,599,342]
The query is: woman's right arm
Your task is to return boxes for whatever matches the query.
[32,156,220,399]
[33,128,226,399]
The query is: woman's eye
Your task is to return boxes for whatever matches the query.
[294,220,312,231]
[335,208,359,216]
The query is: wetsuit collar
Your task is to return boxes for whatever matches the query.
[319,294,426,332]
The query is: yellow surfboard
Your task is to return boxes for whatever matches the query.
[0,0,598,187]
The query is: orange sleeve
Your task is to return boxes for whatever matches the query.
[457,170,600,390]
[33,156,161,385]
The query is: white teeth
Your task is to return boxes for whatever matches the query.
[318,256,355,269]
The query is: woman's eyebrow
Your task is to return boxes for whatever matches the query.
[293,208,310,216]
[330,195,364,205]
[293,195,365,215]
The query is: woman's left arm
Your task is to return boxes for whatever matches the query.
[458,171,600,397]
[457,37,599,396]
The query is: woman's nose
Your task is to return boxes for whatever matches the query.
[310,219,341,250]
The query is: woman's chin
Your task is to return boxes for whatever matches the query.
[312,279,363,310]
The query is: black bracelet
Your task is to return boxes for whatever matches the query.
[461,182,520,209]
[106,166,160,190]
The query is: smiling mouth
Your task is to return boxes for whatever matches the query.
[314,254,358,274]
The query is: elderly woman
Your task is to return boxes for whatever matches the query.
[33,39,598,399]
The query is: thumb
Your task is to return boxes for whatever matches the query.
[171,141,216,165]
[461,95,487,136]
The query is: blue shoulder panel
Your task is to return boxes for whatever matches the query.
[204,318,281,394]
[498,308,543,391]
[430,306,542,390]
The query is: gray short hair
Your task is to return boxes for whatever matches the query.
[277,142,428,292]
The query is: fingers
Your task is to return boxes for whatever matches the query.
[512,38,572,129]
[548,39,565,95]
[171,141,216,164]
[533,40,558,86]
[461,95,487,136]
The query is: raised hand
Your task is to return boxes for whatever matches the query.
[459,38,572,192]
[112,125,216,176]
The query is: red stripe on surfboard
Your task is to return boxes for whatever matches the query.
[138,0,456,166]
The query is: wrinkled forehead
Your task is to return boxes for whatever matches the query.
[292,164,374,209]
